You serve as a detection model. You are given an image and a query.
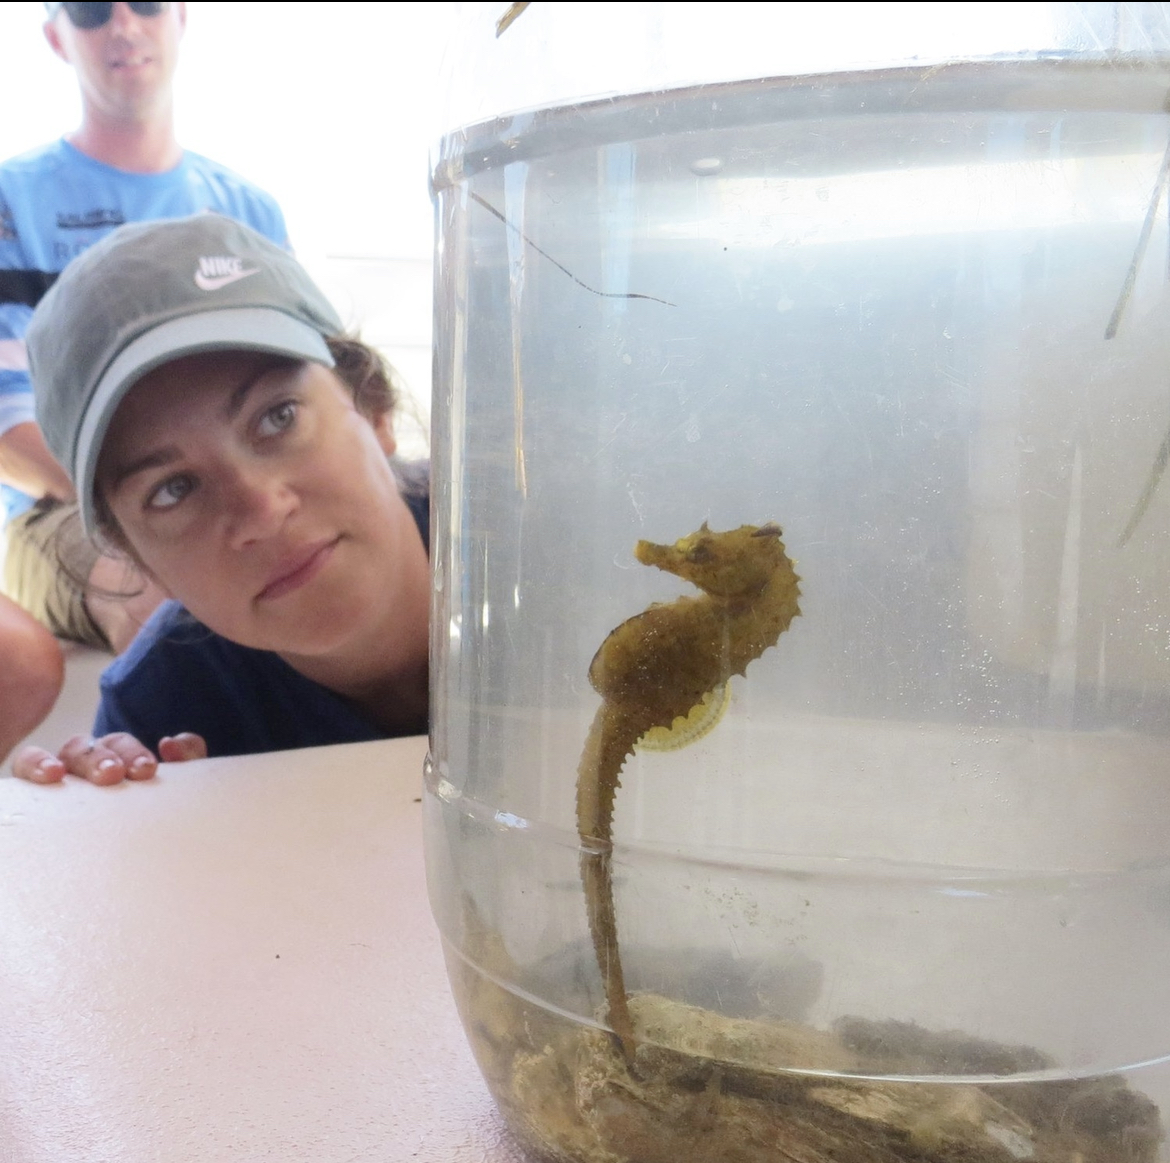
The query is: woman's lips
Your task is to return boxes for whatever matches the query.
[256,537,341,602]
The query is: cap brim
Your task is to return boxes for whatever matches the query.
[74,306,334,535]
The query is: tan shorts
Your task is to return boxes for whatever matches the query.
[2,499,110,650]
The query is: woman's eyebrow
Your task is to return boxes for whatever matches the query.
[224,362,291,420]
[107,447,181,493]
[107,360,292,492]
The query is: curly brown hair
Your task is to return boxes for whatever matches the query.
[324,334,399,423]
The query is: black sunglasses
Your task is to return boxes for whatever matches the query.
[50,2,168,30]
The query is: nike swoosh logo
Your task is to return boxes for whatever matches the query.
[193,267,261,292]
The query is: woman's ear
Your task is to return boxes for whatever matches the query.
[372,410,397,457]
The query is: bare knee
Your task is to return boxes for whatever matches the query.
[0,596,65,762]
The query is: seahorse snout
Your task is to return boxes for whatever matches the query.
[633,538,674,569]
[635,522,793,598]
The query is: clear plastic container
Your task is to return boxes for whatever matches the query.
[426,5,1170,1160]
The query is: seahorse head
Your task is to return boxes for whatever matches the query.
[634,521,789,599]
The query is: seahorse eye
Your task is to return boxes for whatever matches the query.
[687,543,714,563]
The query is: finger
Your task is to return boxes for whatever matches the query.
[58,734,131,786]
[11,745,67,784]
[158,733,208,763]
[96,732,159,782]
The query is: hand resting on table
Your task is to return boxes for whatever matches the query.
[11,732,208,784]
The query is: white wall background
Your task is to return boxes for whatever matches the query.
[1,0,1155,459]
[0,0,460,454]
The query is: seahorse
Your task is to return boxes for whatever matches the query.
[576,521,801,1063]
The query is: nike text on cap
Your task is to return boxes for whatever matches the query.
[27,213,343,534]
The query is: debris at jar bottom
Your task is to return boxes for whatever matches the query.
[452,952,1162,1163]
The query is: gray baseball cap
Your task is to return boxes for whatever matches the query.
[28,212,344,534]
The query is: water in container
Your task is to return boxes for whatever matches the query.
[426,5,1170,1160]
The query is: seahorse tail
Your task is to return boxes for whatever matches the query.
[576,705,644,1065]
[576,706,641,848]
[581,845,638,1062]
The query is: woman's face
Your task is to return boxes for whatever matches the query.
[97,350,413,658]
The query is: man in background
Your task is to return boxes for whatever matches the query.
[0,1,289,758]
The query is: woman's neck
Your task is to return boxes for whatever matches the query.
[333,653,429,736]
[279,512,431,735]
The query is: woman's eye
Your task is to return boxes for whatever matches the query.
[257,400,298,438]
[146,474,195,511]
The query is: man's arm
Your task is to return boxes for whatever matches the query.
[0,419,74,501]
[1,182,71,504]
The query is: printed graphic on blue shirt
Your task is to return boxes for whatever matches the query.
[0,139,288,522]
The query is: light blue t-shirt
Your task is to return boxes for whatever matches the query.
[0,139,288,522]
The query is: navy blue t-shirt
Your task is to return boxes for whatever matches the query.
[94,485,429,756]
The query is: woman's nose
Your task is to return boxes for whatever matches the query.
[225,464,297,548]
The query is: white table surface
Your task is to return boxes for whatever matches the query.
[0,735,530,1162]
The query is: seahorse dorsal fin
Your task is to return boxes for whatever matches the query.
[753,521,782,538]
[635,684,731,752]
